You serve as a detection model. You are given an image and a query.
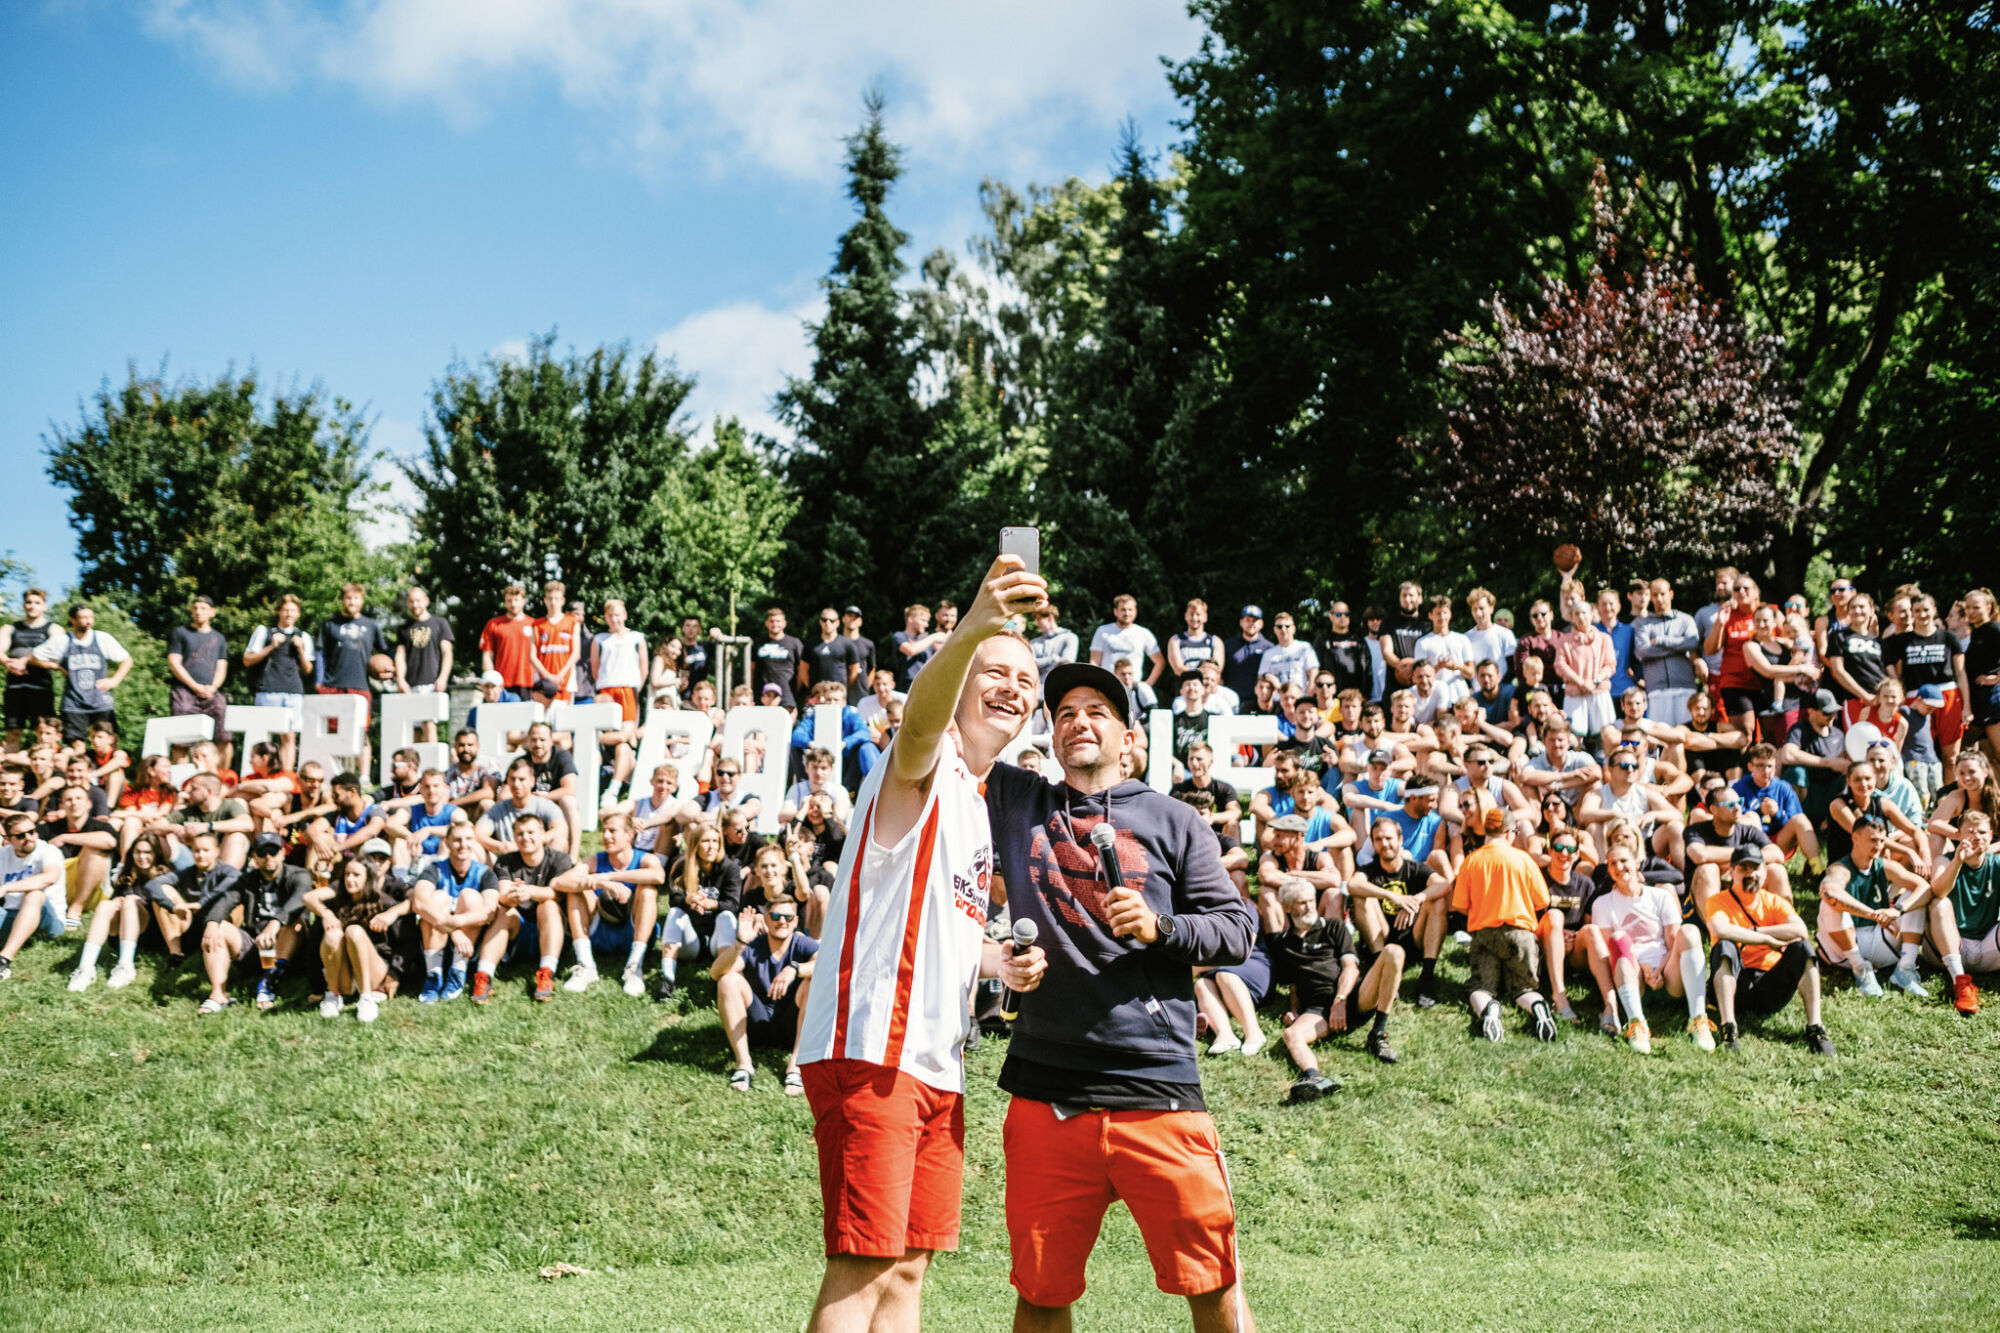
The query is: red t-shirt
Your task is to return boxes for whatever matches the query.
[480,615,540,688]
[1718,604,1760,690]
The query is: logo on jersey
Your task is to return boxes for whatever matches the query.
[1022,817,1151,931]
[952,844,993,927]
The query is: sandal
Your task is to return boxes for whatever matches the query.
[197,995,234,1015]
[728,1067,753,1093]
[784,1069,804,1097]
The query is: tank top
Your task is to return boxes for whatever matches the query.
[593,848,643,925]
[1718,605,1760,690]
[1832,856,1894,917]
[1170,631,1219,684]
[8,620,50,669]
[60,633,113,712]
[796,739,993,1095]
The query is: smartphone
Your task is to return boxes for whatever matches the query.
[999,526,1040,575]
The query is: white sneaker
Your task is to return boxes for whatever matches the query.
[319,994,344,1019]
[68,967,96,992]
[1240,1030,1267,1057]
[356,992,381,1023]
[563,965,598,993]
[107,963,137,990]
[1207,1034,1243,1057]
[621,968,644,997]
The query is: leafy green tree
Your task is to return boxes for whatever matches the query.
[43,368,380,647]
[406,333,696,641]
[658,418,799,633]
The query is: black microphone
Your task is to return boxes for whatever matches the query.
[997,917,1039,1022]
[1093,822,1143,938]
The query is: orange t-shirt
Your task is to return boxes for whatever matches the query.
[534,614,579,697]
[1450,840,1549,932]
[1706,885,1799,972]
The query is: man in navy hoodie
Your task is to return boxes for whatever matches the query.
[984,661,1260,1333]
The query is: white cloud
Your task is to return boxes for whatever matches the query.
[139,0,1199,178]
[653,295,820,445]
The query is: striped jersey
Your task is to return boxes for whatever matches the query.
[796,739,994,1094]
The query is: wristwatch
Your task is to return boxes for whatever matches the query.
[1155,914,1178,943]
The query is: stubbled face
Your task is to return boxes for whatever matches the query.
[1051,688,1128,773]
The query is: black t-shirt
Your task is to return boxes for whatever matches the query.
[846,634,877,678]
[1172,709,1213,763]
[1966,622,2000,687]
[1169,631,1220,685]
[37,816,112,861]
[1825,625,1886,701]
[6,620,52,689]
[247,625,310,695]
[1784,718,1846,782]
[494,849,577,891]
[720,829,767,871]
[529,749,577,795]
[1170,777,1240,814]
[318,614,388,690]
[168,626,228,689]
[1884,628,1959,689]
[1357,854,1424,903]
[1316,635,1372,694]
[398,615,454,688]
[1220,634,1273,699]
[755,634,806,705]
[681,637,711,685]
[1685,816,1771,860]
[1544,867,1602,932]
[1268,918,1357,1005]
[798,819,846,869]
[806,634,860,687]
[1386,616,1427,665]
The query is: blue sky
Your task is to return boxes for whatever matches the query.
[1,0,1199,597]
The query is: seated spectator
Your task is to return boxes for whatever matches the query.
[70,830,174,990]
[700,758,761,826]
[476,758,568,858]
[1576,746,1684,866]
[1816,816,1930,999]
[781,743,854,825]
[1520,722,1598,811]
[558,811,665,996]
[606,761,701,852]
[325,771,387,856]
[192,829,310,1014]
[0,812,68,981]
[387,768,466,869]
[83,720,129,806]
[1730,743,1821,868]
[40,784,115,933]
[1537,830,1604,1022]
[372,747,424,811]
[1705,846,1834,1054]
[1826,762,1926,874]
[471,812,578,1004]
[741,837,818,935]
[711,892,816,1093]
[407,823,495,1004]
[442,728,500,818]
[1347,816,1449,1009]
[1925,750,2000,867]
[1110,655,1157,717]
[1915,812,1998,1016]
[1275,877,1403,1104]
[1451,811,1559,1042]
[520,723,581,859]
[305,853,400,1021]
[1171,742,1242,833]
[1257,814,1342,929]
[153,772,254,867]
[658,822,742,1004]
[1591,844,1712,1053]
[791,794,847,889]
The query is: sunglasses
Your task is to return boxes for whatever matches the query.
[766,911,797,923]
[1616,762,1639,771]
[1832,584,1853,593]
[1551,843,1578,854]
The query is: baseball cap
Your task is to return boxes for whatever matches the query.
[1269,814,1309,834]
[250,832,285,855]
[360,837,394,859]
[761,682,784,697]
[479,669,505,686]
[1368,746,1395,766]
[1808,688,1838,714]
[1043,662,1135,727]
[1915,684,1946,706]
[1730,845,1766,868]
[842,605,863,617]
[1241,605,1263,620]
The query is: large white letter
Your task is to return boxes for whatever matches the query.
[471,702,544,771]
[550,700,623,833]
[719,705,794,834]
[379,692,451,785]
[223,705,294,764]
[630,708,717,803]
[1146,708,1174,792]
[300,694,369,776]
[1208,713,1278,840]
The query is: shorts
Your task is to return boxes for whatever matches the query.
[597,686,639,724]
[1212,947,1271,1004]
[315,685,372,731]
[253,692,305,731]
[588,915,635,954]
[1938,925,2000,973]
[802,1058,965,1257]
[1468,926,1540,1000]
[746,994,802,1040]
[1004,1098,1239,1305]
[62,707,116,743]
[169,686,229,736]
[1932,686,1964,749]
[1564,690,1614,739]
[3,682,55,730]
[1970,683,2000,730]
[0,892,68,943]
[1648,687,1694,727]
[1814,900,1922,971]
[1711,938,1812,1018]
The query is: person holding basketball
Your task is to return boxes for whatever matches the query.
[794,553,1051,1333]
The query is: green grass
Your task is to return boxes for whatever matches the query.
[3,908,1998,1331]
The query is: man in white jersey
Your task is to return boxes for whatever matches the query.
[795,555,1051,1333]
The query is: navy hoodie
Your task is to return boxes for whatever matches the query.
[983,766,1256,1087]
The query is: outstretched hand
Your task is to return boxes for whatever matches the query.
[963,555,1049,638]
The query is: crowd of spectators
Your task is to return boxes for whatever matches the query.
[1,566,1995,1094]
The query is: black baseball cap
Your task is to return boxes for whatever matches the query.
[842,605,863,618]
[251,833,285,855]
[1731,845,1766,869]
[1043,662,1134,727]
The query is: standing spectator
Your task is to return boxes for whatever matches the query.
[1028,604,1078,683]
[754,606,806,708]
[529,581,581,703]
[478,584,539,701]
[1555,588,1616,740]
[1380,581,1428,686]
[1463,589,1517,687]
[1257,611,1319,693]
[676,616,711,688]
[33,605,132,743]
[1632,577,1701,725]
[590,598,648,799]
[2,588,56,748]
[1695,565,1739,680]
[1221,604,1274,702]
[167,595,231,769]
[1824,593,1887,727]
[316,583,388,775]
[839,606,876,680]
[1886,593,1970,767]
[1815,577,1858,660]
[1166,598,1220,687]
[1088,593,1165,688]
[1513,599,1560,689]
[243,594,313,734]
[1964,587,2000,762]
[394,586,454,741]
[1413,596,1475,703]
[804,607,861,691]
[1315,602,1372,697]
[889,604,941,690]
[1599,584,1639,701]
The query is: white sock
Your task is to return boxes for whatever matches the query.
[476,959,495,978]
[625,938,646,973]
[1679,949,1707,1020]
[1945,953,1965,979]
[76,941,103,974]
[1847,948,1872,978]
[117,936,138,969]
[660,953,678,981]
[1899,941,1920,970]
[1616,981,1645,1026]
[539,953,559,971]
[572,938,593,968]
[424,948,444,977]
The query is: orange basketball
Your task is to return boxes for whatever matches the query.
[1553,543,1582,574]
[368,653,395,680]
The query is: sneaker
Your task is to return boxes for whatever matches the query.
[1689,1016,1717,1053]
[1953,974,1980,1016]
[439,969,467,1002]
[1239,1030,1266,1057]
[254,977,277,1010]
[784,1068,805,1097]
[107,963,136,990]
[563,964,597,993]
[728,1067,753,1093]
[1365,1029,1399,1064]
[1854,967,1883,998]
[470,971,492,1005]
[1719,1021,1740,1052]
[0,957,14,982]
[1415,989,1438,1010]
[356,992,381,1023]
[622,968,645,998]
[1804,1023,1836,1057]
[1623,1018,1652,1055]
[533,967,555,1002]
[1207,1034,1243,1057]
[651,975,678,1005]
[418,972,444,1004]
[1451,929,1473,949]
[1887,964,1929,999]
[1478,1002,1505,1043]
[1287,1072,1340,1103]
[1531,1001,1558,1043]
[68,967,96,992]
[319,994,344,1019]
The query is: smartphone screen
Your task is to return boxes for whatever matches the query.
[999,526,1040,575]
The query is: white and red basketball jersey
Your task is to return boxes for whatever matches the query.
[796,740,995,1094]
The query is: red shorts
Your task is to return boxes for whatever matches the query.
[598,686,638,724]
[314,685,371,731]
[1933,686,1965,749]
[801,1059,964,1258]
[1003,1098,1240,1306]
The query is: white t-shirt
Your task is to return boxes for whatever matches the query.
[1257,641,1320,691]
[1089,623,1160,672]
[1465,625,1517,674]
[1204,683,1241,716]
[591,630,647,690]
[856,692,904,729]
[1,839,67,912]
[32,628,130,667]
[1590,885,1680,968]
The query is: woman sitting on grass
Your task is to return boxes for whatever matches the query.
[68,831,176,991]
[306,856,393,1023]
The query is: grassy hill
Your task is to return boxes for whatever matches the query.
[3,923,1997,1331]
